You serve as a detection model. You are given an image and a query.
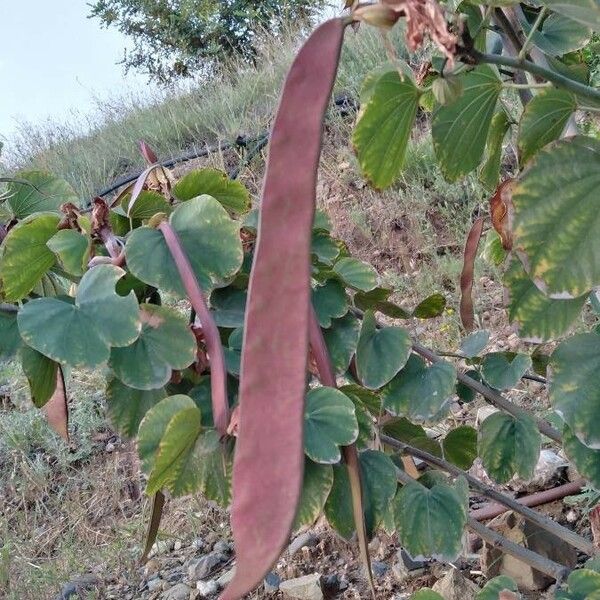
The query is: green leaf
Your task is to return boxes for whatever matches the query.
[356,310,412,389]
[324,450,397,538]
[513,136,600,297]
[294,459,334,529]
[443,426,478,470]
[353,68,421,188]
[413,293,446,318]
[481,229,507,266]
[456,369,482,403]
[518,88,577,166]
[504,259,586,341]
[354,287,411,319]
[210,287,246,328]
[394,480,467,559]
[172,168,250,212]
[106,378,166,438]
[125,196,243,297]
[110,303,196,390]
[360,450,398,536]
[460,330,490,357]
[382,416,428,443]
[522,11,591,55]
[46,229,90,276]
[478,412,541,483]
[304,386,358,464]
[19,345,59,407]
[312,279,348,328]
[566,569,600,599]
[477,576,518,600]
[124,190,172,220]
[432,66,502,181]
[146,404,204,495]
[322,313,360,374]
[18,265,141,368]
[0,214,59,301]
[563,424,600,489]
[6,171,78,218]
[339,383,382,415]
[479,110,510,191]
[411,590,444,600]
[539,0,600,30]
[332,257,378,292]
[311,231,340,265]
[382,354,456,423]
[196,431,233,506]
[0,311,21,360]
[481,352,532,390]
[550,333,600,448]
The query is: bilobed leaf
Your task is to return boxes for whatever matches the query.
[460,330,490,357]
[196,431,232,506]
[353,68,421,188]
[382,416,428,443]
[482,352,532,390]
[563,424,600,490]
[19,345,58,407]
[477,575,519,600]
[110,303,196,390]
[413,293,446,318]
[123,190,172,220]
[479,110,510,191]
[550,333,600,448]
[539,0,600,29]
[173,168,250,212]
[394,480,467,559]
[210,287,247,328]
[126,196,243,297]
[456,369,482,403]
[304,386,358,464]
[312,279,349,327]
[382,354,456,423]
[513,136,600,297]
[0,214,59,301]
[518,88,577,166]
[18,265,141,368]
[432,66,502,181]
[324,464,355,538]
[106,378,166,438]
[524,12,591,55]
[322,313,360,374]
[354,287,411,319]
[340,383,382,416]
[0,311,21,360]
[6,171,78,218]
[478,412,541,483]
[311,231,340,265]
[504,259,586,341]
[333,257,378,291]
[443,426,477,470]
[294,459,334,529]
[356,310,412,389]
[46,229,90,276]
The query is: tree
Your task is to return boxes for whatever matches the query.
[89,0,322,83]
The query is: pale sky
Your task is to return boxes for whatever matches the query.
[0,1,146,145]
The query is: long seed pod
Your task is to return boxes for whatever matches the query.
[221,19,346,600]
[158,221,230,437]
[459,217,484,331]
[141,491,166,563]
[308,308,375,597]
[43,366,69,441]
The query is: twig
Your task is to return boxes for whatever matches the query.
[381,434,594,555]
[395,468,571,583]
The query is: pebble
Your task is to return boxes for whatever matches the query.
[212,540,231,554]
[188,553,226,581]
[372,560,388,578]
[216,568,236,588]
[196,580,218,597]
[162,583,191,600]
[288,532,319,556]
[147,577,162,592]
[264,572,281,593]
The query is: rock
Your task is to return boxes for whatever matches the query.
[288,532,319,556]
[212,540,231,554]
[321,574,340,594]
[174,540,183,551]
[372,560,389,578]
[392,549,426,583]
[216,567,235,588]
[56,575,99,599]
[482,511,577,590]
[196,580,218,597]
[147,577,163,592]
[432,569,480,600]
[279,573,323,600]
[188,553,226,581]
[191,538,205,551]
[144,559,161,577]
[510,450,568,491]
[264,572,281,593]
[162,583,192,600]
[150,539,175,557]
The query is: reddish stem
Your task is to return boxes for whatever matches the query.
[158,220,230,437]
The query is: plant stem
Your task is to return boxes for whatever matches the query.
[381,434,594,555]
[502,81,551,90]
[518,7,547,60]
[395,468,571,583]
[412,342,562,443]
[470,48,600,104]
[158,220,230,437]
